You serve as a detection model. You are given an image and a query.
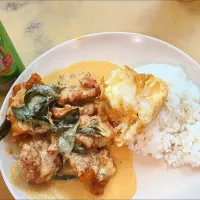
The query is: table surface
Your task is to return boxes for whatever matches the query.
[0,0,200,199]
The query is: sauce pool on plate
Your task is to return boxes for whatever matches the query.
[42,60,120,85]
[9,145,136,199]
[9,61,137,199]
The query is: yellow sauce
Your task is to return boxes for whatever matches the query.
[4,147,13,155]
[43,60,120,85]
[9,61,137,199]
[9,146,136,200]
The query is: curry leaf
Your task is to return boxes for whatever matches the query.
[12,105,54,130]
[56,108,80,133]
[73,144,86,154]
[51,84,66,93]
[26,116,55,130]
[77,127,104,137]
[27,96,48,116]
[12,86,80,136]
[59,120,80,159]
[59,108,80,123]
[55,124,74,134]
[0,118,11,141]
[52,174,78,181]
[24,84,59,104]
[36,101,49,116]
[12,106,31,121]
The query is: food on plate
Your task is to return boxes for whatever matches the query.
[68,149,116,196]
[57,72,101,106]
[20,134,62,184]
[1,69,118,196]
[98,66,168,146]
[2,60,199,199]
[128,64,200,167]
[1,60,166,198]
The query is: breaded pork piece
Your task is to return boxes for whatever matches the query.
[75,115,113,148]
[75,134,107,149]
[51,103,95,119]
[7,74,47,139]
[68,149,116,196]
[20,135,62,184]
[57,73,101,106]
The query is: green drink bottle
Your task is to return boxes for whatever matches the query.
[0,21,25,92]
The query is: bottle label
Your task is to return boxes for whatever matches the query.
[0,52,13,75]
[3,53,13,69]
[0,21,25,92]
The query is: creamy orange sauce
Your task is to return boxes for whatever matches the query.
[4,146,13,155]
[9,146,136,200]
[43,60,119,85]
[9,61,137,199]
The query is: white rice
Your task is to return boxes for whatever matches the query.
[128,64,200,167]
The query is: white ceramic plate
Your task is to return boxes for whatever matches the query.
[0,32,200,199]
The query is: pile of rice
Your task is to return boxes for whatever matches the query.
[128,64,200,167]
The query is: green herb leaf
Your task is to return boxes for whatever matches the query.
[25,116,55,130]
[12,105,54,131]
[12,86,80,135]
[12,106,31,121]
[59,120,80,159]
[77,127,104,137]
[0,118,11,141]
[73,144,86,154]
[36,101,49,116]
[52,174,78,181]
[50,84,66,93]
[59,108,80,123]
[55,124,74,134]
[24,84,59,104]
[56,108,80,133]
[27,96,48,116]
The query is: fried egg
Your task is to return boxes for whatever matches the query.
[103,66,168,146]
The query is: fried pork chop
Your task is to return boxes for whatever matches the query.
[20,135,62,184]
[57,72,101,106]
[67,149,116,196]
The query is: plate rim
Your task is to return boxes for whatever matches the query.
[0,31,200,199]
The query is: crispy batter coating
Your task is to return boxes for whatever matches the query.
[51,103,95,119]
[7,74,49,138]
[80,115,91,126]
[20,135,62,184]
[7,71,117,197]
[77,115,113,148]
[68,149,116,196]
[25,73,44,90]
[80,115,114,138]
[11,73,43,107]
[12,83,25,97]
[12,73,43,96]
[7,112,50,138]
[57,73,101,106]
[75,134,107,148]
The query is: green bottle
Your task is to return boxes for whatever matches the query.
[0,21,25,93]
